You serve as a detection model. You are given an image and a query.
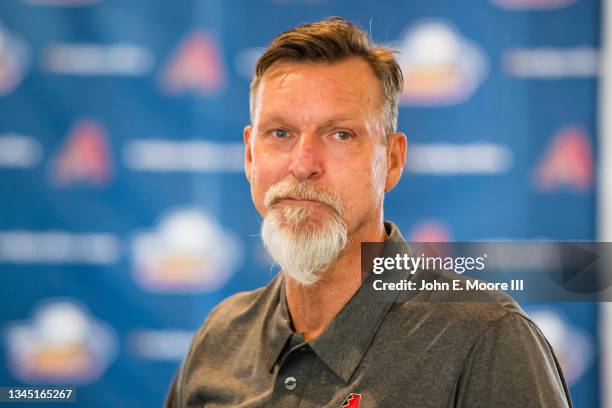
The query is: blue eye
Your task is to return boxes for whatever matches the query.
[335,131,351,141]
[273,129,288,138]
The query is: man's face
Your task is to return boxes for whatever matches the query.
[245,57,395,239]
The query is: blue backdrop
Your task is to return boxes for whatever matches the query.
[0,0,601,406]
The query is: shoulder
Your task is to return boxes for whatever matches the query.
[204,286,268,332]
[453,305,571,406]
[388,268,534,348]
[386,269,560,371]
[183,272,283,364]
[410,268,526,320]
[167,274,285,406]
[194,274,282,343]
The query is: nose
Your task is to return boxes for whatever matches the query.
[288,133,324,181]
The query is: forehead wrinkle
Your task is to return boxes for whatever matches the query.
[255,60,385,134]
[258,108,371,134]
[260,87,371,122]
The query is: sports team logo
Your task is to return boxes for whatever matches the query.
[3,299,117,384]
[410,219,452,242]
[160,30,225,95]
[490,0,577,10]
[397,20,488,106]
[131,207,242,293]
[340,393,361,408]
[534,126,593,192]
[0,22,30,96]
[50,118,113,186]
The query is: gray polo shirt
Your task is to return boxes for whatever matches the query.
[164,222,572,407]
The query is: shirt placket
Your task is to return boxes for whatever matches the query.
[269,334,316,407]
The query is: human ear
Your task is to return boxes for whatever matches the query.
[244,125,253,184]
[384,132,407,192]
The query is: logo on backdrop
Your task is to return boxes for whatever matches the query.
[3,299,117,384]
[491,0,577,10]
[0,22,30,96]
[160,30,225,95]
[529,308,593,385]
[397,20,488,107]
[131,207,242,293]
[409,219,452,242]
[0,134,42,168]
[50,119,113,187]
[534,126,593,192]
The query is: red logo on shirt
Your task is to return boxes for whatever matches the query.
[340,393,361,408]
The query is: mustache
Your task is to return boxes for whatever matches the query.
[263,179,345,215]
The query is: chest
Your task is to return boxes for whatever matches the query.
[181,331,470,408]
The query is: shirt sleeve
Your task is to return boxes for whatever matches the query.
[452,312,573,408]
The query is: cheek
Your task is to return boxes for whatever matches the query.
[371,149,388,194]
[250,168,272,215]
[337,151,387,212]
[352,149,387,196]
[249,148,288,213]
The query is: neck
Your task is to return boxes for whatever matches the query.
[285,219,388,340]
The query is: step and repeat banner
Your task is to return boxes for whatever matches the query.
[0,0,602,406]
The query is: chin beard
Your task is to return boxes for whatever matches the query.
[260,181,348,286]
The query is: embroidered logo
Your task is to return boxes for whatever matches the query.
[340,393,361,408]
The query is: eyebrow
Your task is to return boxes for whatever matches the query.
[257,116,361,132]
[316,118,358,131]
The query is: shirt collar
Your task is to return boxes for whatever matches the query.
[266,221,412,382]
[261,272,294,374]
[308,221,411,383]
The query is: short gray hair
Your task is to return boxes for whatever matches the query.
[249,17,404,137]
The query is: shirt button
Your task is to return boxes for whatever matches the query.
[283,376,297,391]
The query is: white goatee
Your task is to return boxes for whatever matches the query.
[261,178,348,285]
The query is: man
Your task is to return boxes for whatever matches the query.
[164,17,572,407]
